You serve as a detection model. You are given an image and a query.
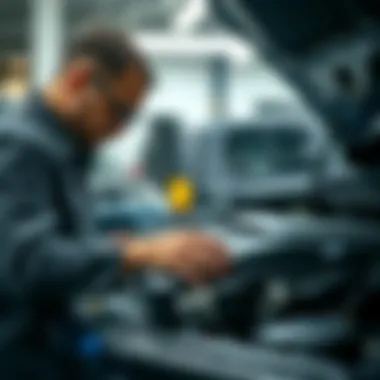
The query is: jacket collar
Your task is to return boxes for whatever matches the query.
[26,92,93,170]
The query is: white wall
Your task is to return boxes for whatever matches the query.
[144,57,296,125]
[146,56,213,126]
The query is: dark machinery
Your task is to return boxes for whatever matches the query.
[75,210,380,380]
[139,214,380,362]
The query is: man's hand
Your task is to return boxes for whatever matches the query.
[121,231,231,284]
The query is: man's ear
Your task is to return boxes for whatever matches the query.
[65,59,94,92]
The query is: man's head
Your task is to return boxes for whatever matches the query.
[47,27,151,145]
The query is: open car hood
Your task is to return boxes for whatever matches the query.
[211,0,380,153]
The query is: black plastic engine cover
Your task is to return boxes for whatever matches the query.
[104,328,349,380]
[255,314,358,361]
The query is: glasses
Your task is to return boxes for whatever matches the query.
[93,76,136,125]
[105,96,135,125]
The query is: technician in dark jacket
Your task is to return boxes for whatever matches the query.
[0,28,230,379]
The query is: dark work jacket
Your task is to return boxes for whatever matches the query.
[0,95,122,379]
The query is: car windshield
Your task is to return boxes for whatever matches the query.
[226,127,312,177]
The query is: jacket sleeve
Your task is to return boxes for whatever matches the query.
[0,135,124,306]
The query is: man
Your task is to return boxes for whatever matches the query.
[0,28,230,379]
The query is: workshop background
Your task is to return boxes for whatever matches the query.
[0,0,302,189]
[1,1,380,380]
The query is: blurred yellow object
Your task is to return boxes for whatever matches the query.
[0,57,29,100]
[1,80,27,100]
[167,176,195,213]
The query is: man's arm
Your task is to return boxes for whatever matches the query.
[0,134,230,306]
[0,135,124,305]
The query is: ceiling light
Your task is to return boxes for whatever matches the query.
[173,0,208,32]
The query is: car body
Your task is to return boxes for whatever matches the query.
[184,119,340,210]
[211,0,380,156]
[146,114,372,216]
[209,0,380,372]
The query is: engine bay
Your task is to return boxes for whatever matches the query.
[75,211,380,377]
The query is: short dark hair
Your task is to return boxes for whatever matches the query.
[65,26,152,85]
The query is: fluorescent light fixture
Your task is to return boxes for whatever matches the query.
[228,36,252,65]
[133,33,254,64]
[173,0,208,32]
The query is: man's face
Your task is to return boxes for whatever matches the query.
[66,61,148,144]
